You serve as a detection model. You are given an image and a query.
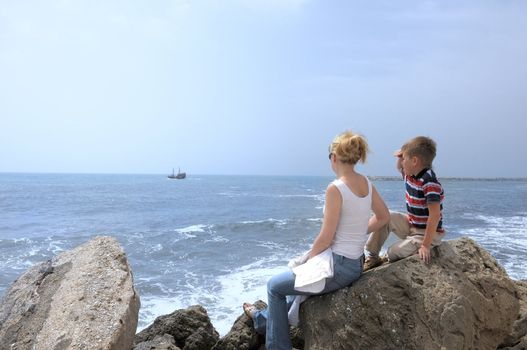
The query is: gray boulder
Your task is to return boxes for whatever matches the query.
[0,236,140,350]
[135,305,219,350]
[300,238,519,350]
[500,280,527,349]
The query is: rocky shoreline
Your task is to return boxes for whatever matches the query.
[1,236,525,350]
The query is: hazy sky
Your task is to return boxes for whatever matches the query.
[1,1,526,177]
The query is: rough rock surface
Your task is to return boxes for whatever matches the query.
[134,334,181,350]
[300,238,519,350]
[135,305,219,350]
[500,280,527,349]
[0,236,140,350]
[212,300,267,350]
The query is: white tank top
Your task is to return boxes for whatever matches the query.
[329,177,372,259]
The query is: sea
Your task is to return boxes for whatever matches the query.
[1,173,526,336]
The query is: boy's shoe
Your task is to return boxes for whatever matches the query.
[363,256,382,271]
[363,255,388,271]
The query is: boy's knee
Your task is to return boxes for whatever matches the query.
[386,247,399,262]
[387,252,401,262]
[387,243,417,262]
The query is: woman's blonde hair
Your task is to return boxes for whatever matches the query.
[329,131,369,164]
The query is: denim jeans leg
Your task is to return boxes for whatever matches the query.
[264,256,363,350]
[321,254,363,293]
[252,296,295,336]
[266,269,303,350]
[252,308,268,335]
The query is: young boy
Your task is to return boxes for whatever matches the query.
[364,136,445,270]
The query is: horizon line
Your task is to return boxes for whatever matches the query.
[1,171,526,180]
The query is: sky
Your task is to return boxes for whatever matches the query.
[1,0,526,177]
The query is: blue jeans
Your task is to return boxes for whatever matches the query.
[253,253,364,350]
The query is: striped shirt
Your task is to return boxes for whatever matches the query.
[405,168,444,232]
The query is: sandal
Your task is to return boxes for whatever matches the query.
[243,302,258,319]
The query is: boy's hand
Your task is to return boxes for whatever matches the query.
[394,149,403,174]
[418,245,431,264]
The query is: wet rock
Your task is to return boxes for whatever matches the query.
[135,305,219,350]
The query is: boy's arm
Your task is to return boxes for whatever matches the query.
[418,202,441,263]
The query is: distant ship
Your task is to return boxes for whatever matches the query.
[168,168,186,179]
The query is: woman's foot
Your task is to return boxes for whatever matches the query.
[243,302,258,319]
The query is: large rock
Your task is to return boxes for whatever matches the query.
[500,280,527,349]
[0,236,140,350]
[300,238,520,350]
[134,305,219,350]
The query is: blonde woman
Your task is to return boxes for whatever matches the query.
[244,131,390,350]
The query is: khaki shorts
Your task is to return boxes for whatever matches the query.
[365,211,444,262]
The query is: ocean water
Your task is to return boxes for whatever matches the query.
[1,173,526,336]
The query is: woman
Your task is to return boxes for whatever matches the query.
[244,131,390,350]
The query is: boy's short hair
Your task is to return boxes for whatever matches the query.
[401,136,436,168]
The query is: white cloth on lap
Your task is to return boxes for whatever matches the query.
[288,295,308,326]
[289,248,333,293]
[287,248,334,326]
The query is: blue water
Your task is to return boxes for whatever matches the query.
[1,173,526,335]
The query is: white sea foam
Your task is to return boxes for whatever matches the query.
[217,192,250,197]
[212,261,287,336]
[459,214,527,280]
[255,240,287,251]
[0,257,36,270]
[306,218,323,222]
[27,247,40,257]
[153,224,215,243]
[0,238,54,271]
[277,194,321,198]
[471,214,527,227]
[138,296,186,332]
[44,239,67,255]
[137,276,156,283]
[137,256,292,337]
[152,243,163,252]
[239,218,288,226]
[11,237,32,244]
[204,235,229,243]
[175,224,208,234]
[138,271,230,334]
